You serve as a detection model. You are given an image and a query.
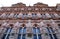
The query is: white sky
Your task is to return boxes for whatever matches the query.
[0,0,60,7]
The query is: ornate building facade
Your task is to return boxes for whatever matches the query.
[0,2,60,39]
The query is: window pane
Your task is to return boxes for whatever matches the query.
[49,27,58,39]
[23,27,26,34]
[19,28,22,33]
[33,34,37,39]
[22,34,26,39]
[53,34,58,39]
[17,34,21,39]
[36,28,40,33]
[38,34,42,39]
[2,28,10,39]
[46,27,53,39]
[2,28,12,39]
[33,27,36,34]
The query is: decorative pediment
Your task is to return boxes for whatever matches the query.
[34,2,48,7]
[56,4,60,10]
[12,2,26,7]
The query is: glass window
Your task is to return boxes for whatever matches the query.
[32,13,37,15]
[49,27,54,33]
[33,27,40,34]
[36,28,40,33]
[58,24,60,29]
[2,28,12,39]
[33,27,36,34]
[28,8,31,10]
[14,14,18,18]
[33,34,37,39]
[46,27,58,39]
[50,14,55,18]
[21,8,24,10]
[46,27,53,39]
[22,34,26,39]
[19,27,23,33]
[19,27,26,34]
[23,27,26,34]
[35,8,38,10]
[38,34,42,39]
[17,34,21,39]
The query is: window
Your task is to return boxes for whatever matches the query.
[27,34,32,38]
[19,27,26,34]
[36,27,40,33]
[33,27,40,34]
[32,13,37,17]
[33,34,37,39]
[33,27,42,39]
[0,8,3,11]
[35,8,38,10]
[49,8,52,11]
[45,13,51,18]
[46,27,57,39]
[22,34,26,39]
[19,27,23,33]
[7,8,10,11]
[21,8,24,10]
[38,34,42,39]
[18,27,26,39]
[28,8,31,10]
[23,13,27,16]
[22,13,28,18]
[46,27,53,39]
[32,13,37,15]
[2,27,12,39]
[50,14,55,18]
[14,8,18,10]
[9,13,14,18]
[58,24,60,28]
[17,34,21,39]
[14,14,18,18]
[33,27,36,34]
[23,27,26,34]
[33,34,42,39]
[42,8,46,10]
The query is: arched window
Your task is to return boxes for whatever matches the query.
[2,27,12,39]
[32,27,42,39]
[46,27,57,39]
[18,27,26,39]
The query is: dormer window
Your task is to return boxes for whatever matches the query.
[7,8,10,11]
[14,8,17,10]
[21,8,24,10]
[49,8,52,11]
[56,5,60,11]
[35,8,38,10]
[28,8,31,10]
[42,8,46,10]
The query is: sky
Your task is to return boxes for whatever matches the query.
[0,0,60,7]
